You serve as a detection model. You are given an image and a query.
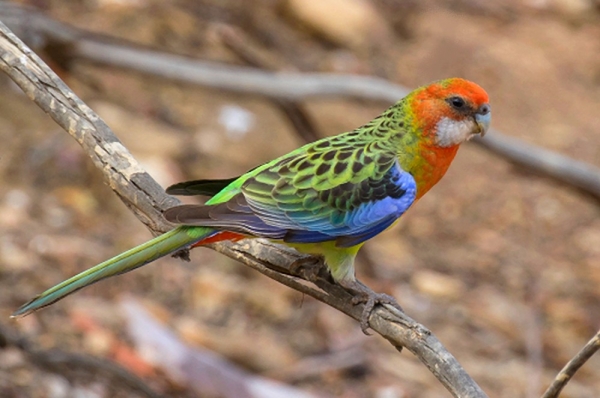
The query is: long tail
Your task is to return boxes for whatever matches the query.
[12,226,214,317]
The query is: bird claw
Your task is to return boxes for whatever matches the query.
[355,292,403,335]
[342,281,403,335]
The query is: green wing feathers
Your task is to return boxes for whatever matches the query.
[164,115,418,247]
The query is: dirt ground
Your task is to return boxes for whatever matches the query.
[0,0,599,397]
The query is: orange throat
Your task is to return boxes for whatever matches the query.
[414,144,460,199]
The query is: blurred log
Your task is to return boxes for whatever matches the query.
[0,20,489,398]
[1,1,598,201]
[121,297,319,398]
[474,132,600,200]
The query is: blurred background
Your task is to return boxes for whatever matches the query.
[0,0,599,397]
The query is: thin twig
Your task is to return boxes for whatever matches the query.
[0,21,488,398]
[542,330,600,398]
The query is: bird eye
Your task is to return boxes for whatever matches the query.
[448,96,465,109]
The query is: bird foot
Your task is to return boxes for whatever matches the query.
[340,280,403,335]
[289,255,324,282]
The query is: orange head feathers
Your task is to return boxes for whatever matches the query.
[410,78,491,148]
[400,78,491,198]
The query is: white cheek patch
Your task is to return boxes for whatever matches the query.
[434,117,477,147]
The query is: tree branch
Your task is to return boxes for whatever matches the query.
[0,19,489,398]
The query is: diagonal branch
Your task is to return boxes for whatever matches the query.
[0,20,488,398]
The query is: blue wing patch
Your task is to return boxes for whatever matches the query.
[280,164,416,247]
[164,162,417,248]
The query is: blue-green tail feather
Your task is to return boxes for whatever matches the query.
[12,226,212,317]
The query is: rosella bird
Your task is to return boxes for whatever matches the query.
[13,78,491,331]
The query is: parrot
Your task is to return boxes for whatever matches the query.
[12,78,491,331]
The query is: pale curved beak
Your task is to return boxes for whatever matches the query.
[475,104,491,137]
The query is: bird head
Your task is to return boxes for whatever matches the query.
[412,78,491,148]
